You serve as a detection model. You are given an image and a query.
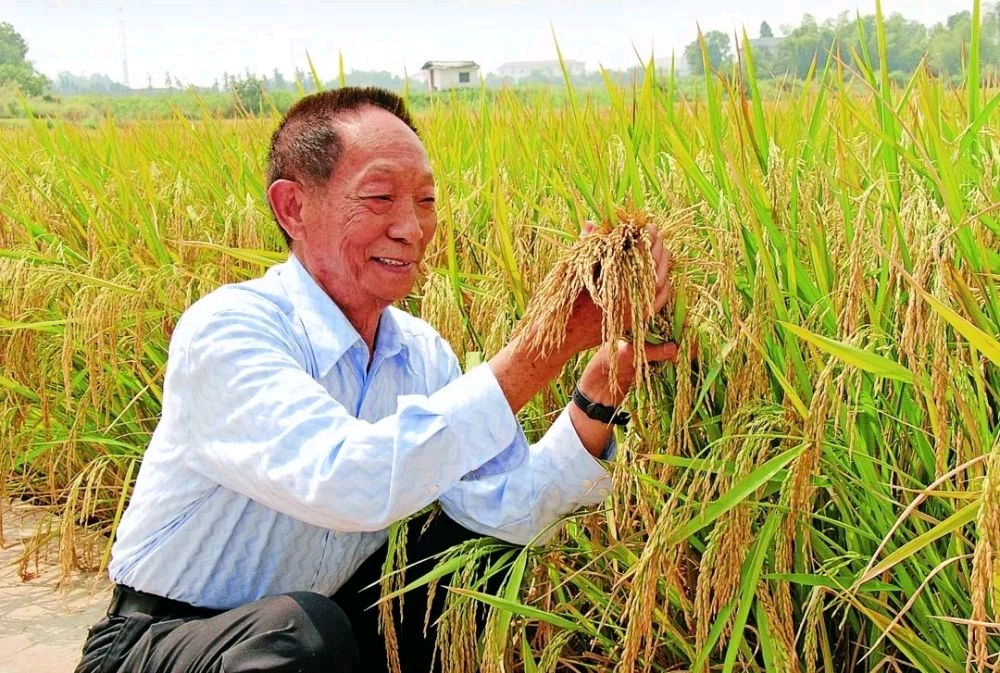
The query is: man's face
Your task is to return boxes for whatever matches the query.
[294,107,437,322]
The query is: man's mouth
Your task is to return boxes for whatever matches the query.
[373,257,413,268]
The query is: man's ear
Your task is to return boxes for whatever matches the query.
[267,179,306,243]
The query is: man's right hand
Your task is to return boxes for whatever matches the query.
[490,220,673,415]
[559,221,673,356]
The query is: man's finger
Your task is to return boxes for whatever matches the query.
[645,341,679,363]
[655,247,672,282]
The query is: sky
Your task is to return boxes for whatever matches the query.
[3,0,980,88]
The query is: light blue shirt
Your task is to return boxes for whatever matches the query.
[109,254,612,610]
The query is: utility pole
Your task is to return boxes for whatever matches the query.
[119,3,130,87]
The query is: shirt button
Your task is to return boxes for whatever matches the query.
[582,479,594,490]
[598,488,610,498]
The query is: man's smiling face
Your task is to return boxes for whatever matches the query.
[293,106,438,324]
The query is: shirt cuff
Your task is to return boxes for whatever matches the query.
[543,407,614,505]
[599,435,618,461]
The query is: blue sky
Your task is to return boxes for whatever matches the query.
[3,0,980,87]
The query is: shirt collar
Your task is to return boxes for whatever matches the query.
[276,254,404,376]
[373,307,404,361]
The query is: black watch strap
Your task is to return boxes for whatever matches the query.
[571,386,630,426]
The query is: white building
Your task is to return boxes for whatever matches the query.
[497,60,586,81]
[420,61,480,91]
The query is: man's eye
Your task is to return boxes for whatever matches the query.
[366,195,392,202]
[420,197,436,205]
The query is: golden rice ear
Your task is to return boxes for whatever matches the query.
[513,208,673,398]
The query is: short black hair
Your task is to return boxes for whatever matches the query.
[265,87,419,245]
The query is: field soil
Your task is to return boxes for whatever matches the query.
[0,501,111,673]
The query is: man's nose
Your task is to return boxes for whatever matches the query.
[388,199,424,243]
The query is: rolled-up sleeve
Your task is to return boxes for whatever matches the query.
[439,407,613,545]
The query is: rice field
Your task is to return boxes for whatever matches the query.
[3,10,1000,672]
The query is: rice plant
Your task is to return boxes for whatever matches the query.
[2,5,999,671]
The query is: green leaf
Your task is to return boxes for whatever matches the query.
[664,444,805,546]
[446,587,592,634]
[912,286,1000,367]
[780,321,914,384]
[858,501,980,584]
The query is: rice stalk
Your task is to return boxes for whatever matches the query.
[379,517,408,673]
[513,208,661,397]
[967,432,1000,673]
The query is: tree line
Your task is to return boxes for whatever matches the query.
[685,8,1000,79]
[2,8,999,100]
[0,22,48,95]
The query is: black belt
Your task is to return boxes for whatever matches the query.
[109,584,221,620]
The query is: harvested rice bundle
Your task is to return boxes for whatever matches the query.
[514,208,671,397]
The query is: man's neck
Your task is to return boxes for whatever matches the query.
[290,252,384,358]
[343,308,380,365]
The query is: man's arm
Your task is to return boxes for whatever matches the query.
[438,341,678,546]
[568,339,679,457]
[438,224,678,543]
[172,299,527,533]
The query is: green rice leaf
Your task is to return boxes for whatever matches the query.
[780,321,914,384]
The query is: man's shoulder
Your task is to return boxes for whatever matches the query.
[172,270,294,344]
[385,307,459,364]
[385,306,441,340]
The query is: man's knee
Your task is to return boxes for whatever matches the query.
[222,591,360,672]
[287,591,356,643]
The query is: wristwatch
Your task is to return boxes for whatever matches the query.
[571,386,630,426]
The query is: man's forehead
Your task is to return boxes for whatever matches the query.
[357,160,434,180]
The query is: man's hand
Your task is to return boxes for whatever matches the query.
[489,220,676,419]
[577,339,679,408]
[570,338,679,457]
[560,221,674,355]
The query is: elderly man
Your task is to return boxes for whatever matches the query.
[75,87,676,673]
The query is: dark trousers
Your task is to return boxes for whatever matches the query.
[74,512,502,673]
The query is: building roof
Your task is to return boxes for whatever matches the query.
[421,61,479,70]
[497,59,585,70]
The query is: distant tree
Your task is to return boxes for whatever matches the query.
[0,22,28,64]
[845,12,928,74]
[231,73,265,114]
[774,13,839,78]
[948,11,971,31]
[684,30,734,75]
[687,8,1000,82]
[52,71,129,94]
[0,22,49,96]
[272,68,287,91]
[928,9,1000,76]
[987,5,1000,58]
[760,21,774,38]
